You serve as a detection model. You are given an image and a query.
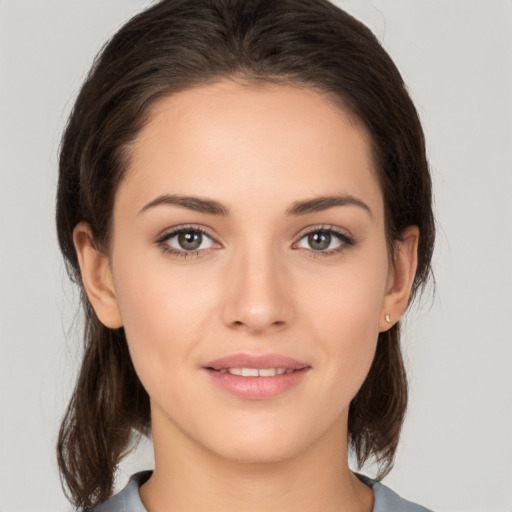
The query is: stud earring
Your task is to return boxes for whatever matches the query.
[385,313,391,323]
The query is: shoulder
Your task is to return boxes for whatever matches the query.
[93,470,434,512]
[357,474,435,512]
[92,471,151,512]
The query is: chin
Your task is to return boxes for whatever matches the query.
[211,439,301,466]
[197,418,324,466]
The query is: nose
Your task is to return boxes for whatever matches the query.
[221,246,294,334]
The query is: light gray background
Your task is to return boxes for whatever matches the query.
[1,1,511,511]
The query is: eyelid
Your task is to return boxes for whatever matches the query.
[155,224,222,256]
[154,223,356,258]
[292,224,356,254]
[293,224,354,241]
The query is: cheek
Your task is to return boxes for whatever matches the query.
[303,247,389,332]
[300,251,389,394]
[110,249,218,393]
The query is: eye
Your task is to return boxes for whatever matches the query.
[297,230,341,251]
[157,227,216,255]
[295,228,355,254]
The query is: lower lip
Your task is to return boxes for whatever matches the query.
[204,368,310,400]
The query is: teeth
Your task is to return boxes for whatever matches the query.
[259,368,278,377]
[223,367,290,377]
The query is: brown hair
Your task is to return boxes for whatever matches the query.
[56,0,434,508]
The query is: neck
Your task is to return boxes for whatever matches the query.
[139,407,373,512]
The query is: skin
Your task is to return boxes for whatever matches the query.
[74,80,418,512]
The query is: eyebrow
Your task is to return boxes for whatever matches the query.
[286,195,373,218]
[139,194,230,216]
[138,193,372,218]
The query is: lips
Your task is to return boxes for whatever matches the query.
[218,367,293,376]
[204,353,309,372]
[203,353,311,400]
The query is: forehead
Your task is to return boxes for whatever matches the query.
[121,80,383,216]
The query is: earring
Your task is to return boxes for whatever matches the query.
[385,313,391,324]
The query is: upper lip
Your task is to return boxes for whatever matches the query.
[204,353,309,371]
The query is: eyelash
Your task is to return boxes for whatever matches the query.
[156,225,215,259]
[155,224,356,259]
[294,225,356,258]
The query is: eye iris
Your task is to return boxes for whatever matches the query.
[178,231,202,250]
[308,231,331,250]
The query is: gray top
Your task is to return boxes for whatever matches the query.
[94,471,433,512]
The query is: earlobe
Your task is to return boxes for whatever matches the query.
[73,222,123,329]
[379,226,419,332]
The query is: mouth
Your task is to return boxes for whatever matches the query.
[204,353,309,374]
[210,367,298,377]
[203,353,310,399]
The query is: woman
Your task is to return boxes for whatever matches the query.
[56,0,435,510]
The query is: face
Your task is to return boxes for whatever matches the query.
[83,80,406,465]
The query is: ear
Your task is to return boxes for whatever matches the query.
[379,226,419,332]
[73,222,123,329]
